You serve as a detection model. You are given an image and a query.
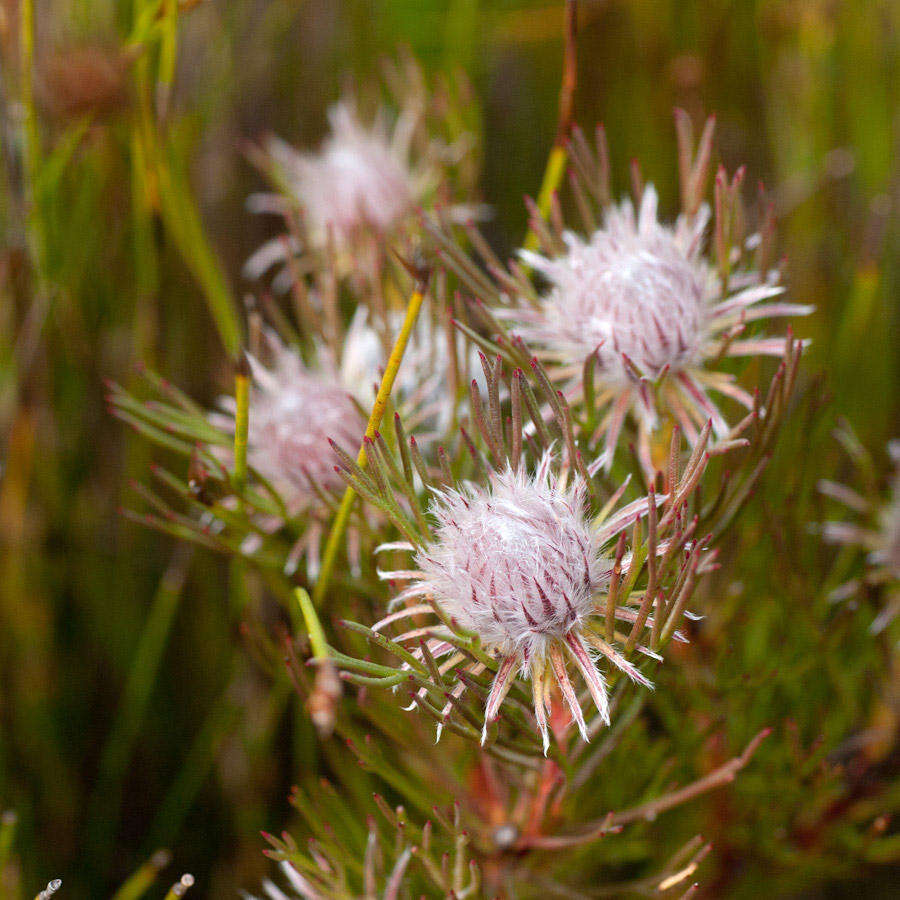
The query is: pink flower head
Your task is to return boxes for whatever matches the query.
[507,185,812,474]
[518,189,710,384]
[273,102,415,248]
[376,454,661,753]
[418,458,602,655]
[214,334,363,517]
[244,74,484,292]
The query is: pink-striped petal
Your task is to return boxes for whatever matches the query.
[564,632,610,726]
[548,642,589,740]
[481,653,519,744]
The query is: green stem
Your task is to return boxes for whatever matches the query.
[295,588,328,659]
[312,278,428,606]
[232,355,250,496]
[522,145,568,253]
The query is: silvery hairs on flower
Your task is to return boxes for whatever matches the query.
[244,57,483,293]
[429,112,812,482]
[340,357,714,755]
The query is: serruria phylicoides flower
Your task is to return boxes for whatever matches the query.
[510,183,809,473]
[209,304,469,575]
[343,360,716,754]
[212,331,364,518]
[432,112,812,481]
[109,264,473,582]
[244,58,483,293]
[820,431,900,632]
[340,304,483,443]
[393,455,655,751]
[209,330,364,576]
[247,102,415,263]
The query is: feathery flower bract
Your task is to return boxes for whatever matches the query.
[329,355,714,753]
[509,184,810,475]
[433,114,812,480]
[821,435,900,631]
[257,101,415,251]
[245,59,481,292]
[213,334,363,518]
[366,410,711,753]
[404,454,653,750]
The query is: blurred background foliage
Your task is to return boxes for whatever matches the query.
[0,0,898,896]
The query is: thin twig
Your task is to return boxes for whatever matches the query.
[524,728,770,849]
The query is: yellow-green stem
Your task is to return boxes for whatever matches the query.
[522,144,568,253]
[232,357,250,496]
[312,281,427,606]
[294,588,328,659]
[110,849,169,900]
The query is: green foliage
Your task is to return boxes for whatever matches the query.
[0,0,897,896]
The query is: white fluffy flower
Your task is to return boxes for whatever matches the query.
[216,301,471,513]
[376,454,658,752]
[242,351,360,511]
[519,190,710,383]
[270,102,415,248]
[508,186,812,473]
[418,459,602,654]
[244,102,419,289]
[213,336,363,517]
[245,85,484,292]
[341,305,481,441]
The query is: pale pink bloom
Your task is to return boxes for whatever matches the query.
[507,186,812,474]
[375,454,660,753]
[215,304,469,515]
[419,459,602,654]
[821,440,900,631]
[272,102,415,246]
[245,100,482,289]
[212,335,362,578]
[212,310,470,575]
[244,102,417,288]
[340,305,479,442]
[212,333,363,519]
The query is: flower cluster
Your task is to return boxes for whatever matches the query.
[114,102,806,757]
[432,115,811,480]
[109,56,830,894]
